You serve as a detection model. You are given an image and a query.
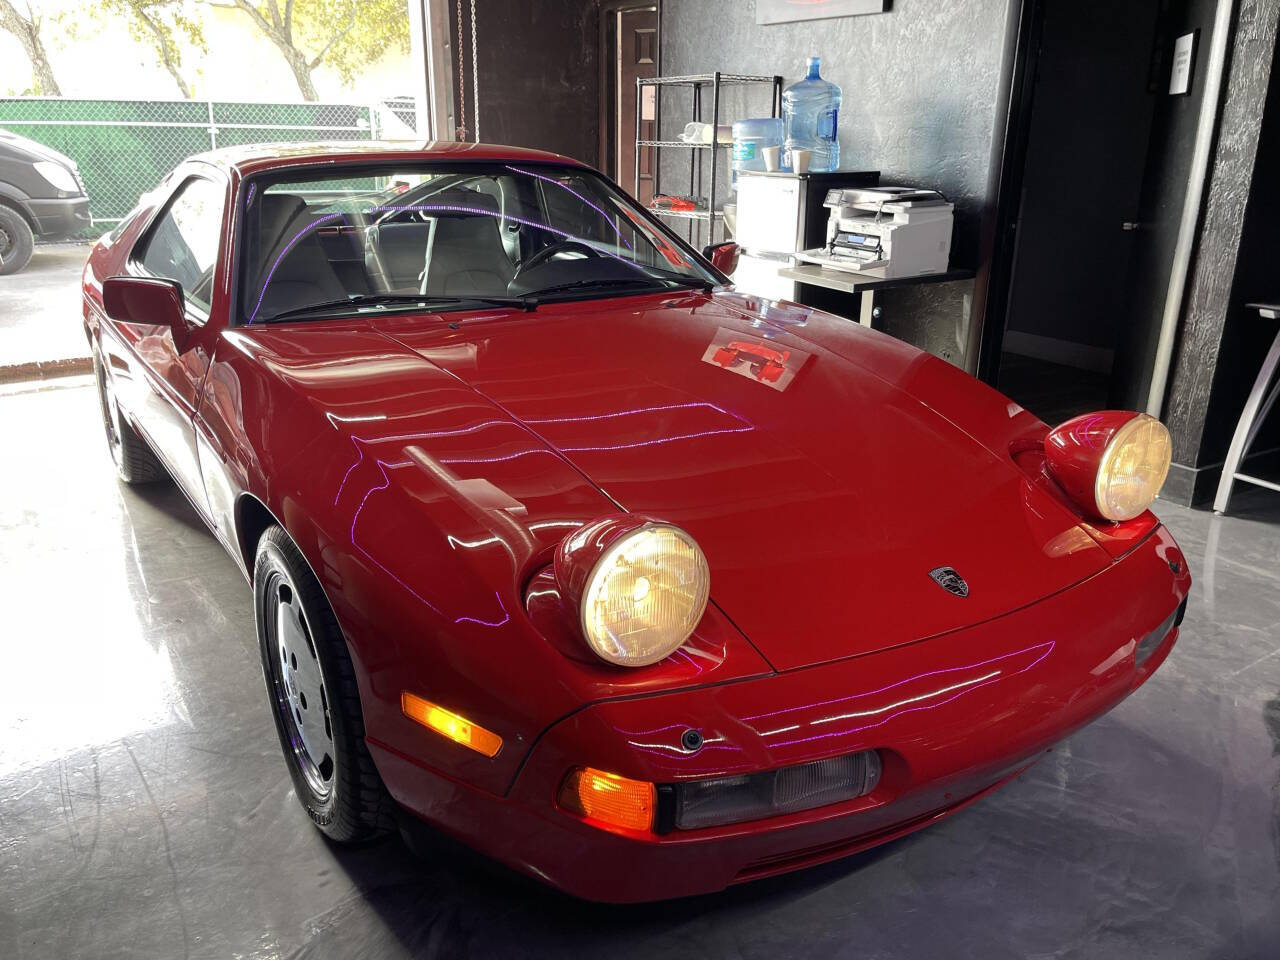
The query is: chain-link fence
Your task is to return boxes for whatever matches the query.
[0,97,418,234]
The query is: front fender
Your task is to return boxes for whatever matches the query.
[198,321,768,796]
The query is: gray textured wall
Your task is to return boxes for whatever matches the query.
[656,0,1011,367]
[658,0,1012,268]
[1162,0,1280,502]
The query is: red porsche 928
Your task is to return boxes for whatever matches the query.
[82,142,1189,902]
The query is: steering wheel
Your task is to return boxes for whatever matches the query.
[513,239,601,279]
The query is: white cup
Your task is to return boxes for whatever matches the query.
[791,148,811,174]
[762,145,781,171]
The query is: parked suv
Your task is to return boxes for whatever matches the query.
[0,128,91,275]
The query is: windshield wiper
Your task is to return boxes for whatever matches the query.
[520,275,711,299]
[654,273,716,291]
[260,292,532,324]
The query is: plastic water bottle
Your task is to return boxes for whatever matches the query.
[731,116,783,188]
[783,56,841,172]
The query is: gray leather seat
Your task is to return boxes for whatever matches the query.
[420,189,515,297]
[248,193,348,321]
[365,222,433,291]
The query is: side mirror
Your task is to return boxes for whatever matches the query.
[103,276,192,353]
[702,241,740,277]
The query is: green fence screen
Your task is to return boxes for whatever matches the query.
[0,98,390,234]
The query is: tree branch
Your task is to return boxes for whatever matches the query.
[0,0,61,94]
[308,7,356,70]
[203,0,278,41]
[136,5,192,99]
[265,0,283,35]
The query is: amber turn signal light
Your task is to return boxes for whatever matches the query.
[401,692,502,758]
[558,766,656,833]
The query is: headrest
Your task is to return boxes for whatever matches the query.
[256,193,309,246]
[419,188,501,217]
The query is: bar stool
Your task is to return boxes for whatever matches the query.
[1214,303,1280,513]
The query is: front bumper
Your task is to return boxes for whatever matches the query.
[371,525,1190,902]
[27,196,91,239]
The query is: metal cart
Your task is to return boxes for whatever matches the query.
[635,72,782,248]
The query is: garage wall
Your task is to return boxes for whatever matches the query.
[656,0,1011,367]
[448,1,599,166]
[658,0,1012,269]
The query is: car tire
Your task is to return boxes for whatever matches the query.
[254,525,394,842]
[0,205,34,276]
[93,351,166,484]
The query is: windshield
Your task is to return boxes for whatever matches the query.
[238,163,714,324]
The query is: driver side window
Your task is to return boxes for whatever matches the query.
[138,177,223,313]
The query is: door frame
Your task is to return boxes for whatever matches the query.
[971,0,1046,387]
[975,0,1230,411]
[598,0,662,189]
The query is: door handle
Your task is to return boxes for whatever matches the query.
[1121,221,1146,232]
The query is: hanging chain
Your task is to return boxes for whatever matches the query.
[456,0,466,139]
[470,0,480,142]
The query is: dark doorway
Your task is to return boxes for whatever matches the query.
[600,1,659,204]
[985,0,1211,425]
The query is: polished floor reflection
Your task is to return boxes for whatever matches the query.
[2,377,1279,960]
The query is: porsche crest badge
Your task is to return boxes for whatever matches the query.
[928,566,969,598]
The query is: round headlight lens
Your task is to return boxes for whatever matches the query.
[1094,413,1171,521]
[580,523,710,667]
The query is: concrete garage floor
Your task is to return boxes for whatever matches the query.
[2,377,1279,960]
[0,243,92,370]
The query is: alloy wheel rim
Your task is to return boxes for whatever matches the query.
[269,574,335,798]
[0,225,11,257]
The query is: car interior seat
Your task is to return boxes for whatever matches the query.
[248,193,350,321]
[364,221,435,292]
[420,189,516,296]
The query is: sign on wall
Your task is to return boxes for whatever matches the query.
[756,0,888,25]
[1169,31,1198,96]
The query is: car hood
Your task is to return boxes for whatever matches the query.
[377,291,1110,671]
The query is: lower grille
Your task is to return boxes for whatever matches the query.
[669,750,882,832]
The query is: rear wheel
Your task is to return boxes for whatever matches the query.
[0,206,34,276]
[254,525,393,842]
[93,351,165,483]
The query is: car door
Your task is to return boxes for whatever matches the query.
[103,170,227,517]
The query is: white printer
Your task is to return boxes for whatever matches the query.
[796,186,954,279]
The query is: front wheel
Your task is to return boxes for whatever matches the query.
[0,206,34,276]
[254,525,393,842]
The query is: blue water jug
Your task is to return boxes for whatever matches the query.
[783,56,841,172]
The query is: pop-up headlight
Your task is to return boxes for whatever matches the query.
[555,515,710,667]
[1045,411,1171,522]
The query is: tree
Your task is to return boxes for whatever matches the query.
[206,0,408,102]
[0,0,61,95]
[99,0,207,99]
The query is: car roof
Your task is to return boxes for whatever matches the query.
[189,140,589,178]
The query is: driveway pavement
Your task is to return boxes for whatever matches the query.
[0,242,92,377]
